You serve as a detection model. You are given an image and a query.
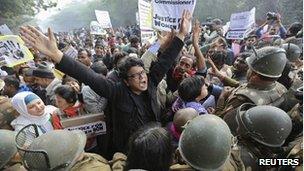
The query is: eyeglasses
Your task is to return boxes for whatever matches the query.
[127,70,147,80]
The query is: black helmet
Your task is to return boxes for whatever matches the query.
[236,103,292,147]
[246,46,287,78]
[179,114,232,170]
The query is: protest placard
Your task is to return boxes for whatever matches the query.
[90,21,107,35]
[141,30,156,45]
[0,24,13,35]
[0,35,33,67]
[152,0,196,32]
[95,10,112,28]
[226,8,256,40]
[138,0,153,30]
[61,113,106,138]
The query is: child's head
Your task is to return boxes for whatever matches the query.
[12,92,45,117]
[178,76,208,102]
[54,85,77,110]
[174,108,199,133]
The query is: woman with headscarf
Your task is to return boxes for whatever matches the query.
[10,91,57,133]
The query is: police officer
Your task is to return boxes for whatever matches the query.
[15,125,111,171]
[0,79,19,130]
[171,114,245,170]
[214,46,288,134]
[235,103,292,170]
[0,129,25,170]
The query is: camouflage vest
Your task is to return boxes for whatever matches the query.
[231,82,287,106]
[0,96,19,130]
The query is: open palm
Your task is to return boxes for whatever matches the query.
[20,26,62,62]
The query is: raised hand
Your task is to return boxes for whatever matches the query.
[19,26,63,63]
[177,10,192,41]
[192,19,201,45]
[158,29,175,51]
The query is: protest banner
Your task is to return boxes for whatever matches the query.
[0,35,33,67]
[90,21,107,35]
[61,113,106,138]
[152,0,196,32]
[226,8,256,40]
[0,24,13,35]
[95,10,112,28]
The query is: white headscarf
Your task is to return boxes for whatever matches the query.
[11,92,54,128]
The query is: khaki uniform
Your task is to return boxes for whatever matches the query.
[170,148,245,171]
[0,96,19,130]
[214,82,287,134]
[71,153,111,171]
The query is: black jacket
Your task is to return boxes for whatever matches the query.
[56,37,184,152]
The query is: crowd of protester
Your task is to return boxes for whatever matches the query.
[0,9,303,170]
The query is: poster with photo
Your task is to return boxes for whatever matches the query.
[0,35,33,67]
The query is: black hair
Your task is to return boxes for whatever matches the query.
[62,75,80,86]
[129,35,140,44]
[4,75,20,90]
[178,76,205,102]
[118,57,144,79]
[77,48,92,57]
[91,61,108,76]
[113,52,128,66]
[125,123,173,171]
[54,85,77,104]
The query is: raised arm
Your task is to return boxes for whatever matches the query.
[192,19,206,71]
[19,26,116,99]
[149,10,192,85]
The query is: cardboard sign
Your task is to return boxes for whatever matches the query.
[152,0,196,32]
[226,8,256,40]
[138,0,153,30]
[61,113,106,138]
[90,21,107,35]
[0,35,34,67]
[95,10,112,28]
[0,24,13,35]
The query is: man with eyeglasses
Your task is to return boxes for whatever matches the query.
[20,11,192,155]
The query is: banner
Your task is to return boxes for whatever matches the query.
[152,0,196,32]
[226,8,256,40]
[0,35,33,67]
[138,0,153,30]
[90,21,107,35]
[95,10,112,28]
[61,113,106,138]
[0,24,13,35]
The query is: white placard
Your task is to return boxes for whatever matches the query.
[226,8,256,40]
[90,21,107,35]
[95,10,112,28]
[138,0,153,30]
[0,24,13,35]
[65,120,106,138]
[152,0,196,32]
[229,8,256,30]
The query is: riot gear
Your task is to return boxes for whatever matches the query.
[179,114,232,170]
[0,130,17,169]
[236,103,292,147]
[16,124,86,170]
[246,46,287,78]
[282,43,301,62]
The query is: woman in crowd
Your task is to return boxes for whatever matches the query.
[10,91,57,133]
